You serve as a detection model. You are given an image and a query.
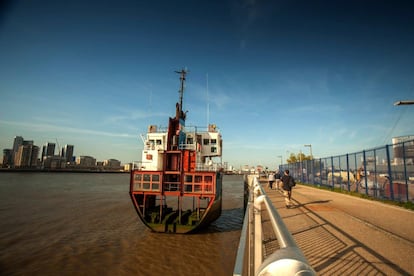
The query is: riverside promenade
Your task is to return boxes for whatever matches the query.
[259,181,414,275]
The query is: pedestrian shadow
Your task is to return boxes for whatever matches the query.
[259,184,411,275]
[281,201,409,275]
[289,200,331,209]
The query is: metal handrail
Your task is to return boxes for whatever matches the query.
[233,176,316,276]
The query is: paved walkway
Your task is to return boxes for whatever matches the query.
[262,184,414,275]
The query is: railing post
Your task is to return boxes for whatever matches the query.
[254,177,316,276]
[254,194,265,274]
[234,176,316,275]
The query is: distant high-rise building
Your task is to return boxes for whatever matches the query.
[31,145,40,167]
[62,145,74,163]
[42,142,56,160]
[11,136,24,166]
[14,144,39,168]
[103,159,121,168]
[76,156,96,167]
[2,149,12,167]
[23,140,33,146]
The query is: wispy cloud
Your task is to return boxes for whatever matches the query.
[290,104,343,114]
[105,109,169,124]
[0,120,135,138]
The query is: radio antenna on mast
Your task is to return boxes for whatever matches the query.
[175,68,187,115]
[206,73,210,128]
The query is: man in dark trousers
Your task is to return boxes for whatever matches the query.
[281,169,295,208]
[275,169,282,190]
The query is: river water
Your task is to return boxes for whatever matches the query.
[0,173,244,276]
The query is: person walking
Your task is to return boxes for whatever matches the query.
[274,170,282,190]
[281,169,295,208]
[268,172,275,190]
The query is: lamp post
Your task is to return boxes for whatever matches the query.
[394,100,414,106]
[277,155,283,166]
[304,144,313,183]
[299,149,303,182]
[304,144,313,159]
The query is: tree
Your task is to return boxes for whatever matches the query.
[286,152,312,164]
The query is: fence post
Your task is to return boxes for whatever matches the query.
[373,149,378,198]
[319,158,322,187]
[386,145,394,200]
[330,156,334,189]
[402,142,408,202]
[346,154,350,192]
[363,150,368,195]
[354,154,358,192]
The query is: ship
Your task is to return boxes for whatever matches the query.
[129,69,223,233]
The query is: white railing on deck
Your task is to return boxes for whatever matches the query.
[131,161,221,172]
[178,143,196,150]
[195,162,221,172]
[233,176,316,276]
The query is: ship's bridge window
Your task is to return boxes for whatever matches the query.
[211,139,217,145]
[187,137,193,144]
[156,139,162,145]
[132,172,161,191]
[195,175,202,183]
[211,147,217,153]
[183,173,214,194]
[203,139,209,145]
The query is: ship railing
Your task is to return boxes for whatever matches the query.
[233,176,316,276]
[178,143,196,150]
[130,161,221,172]
[131,161,153,170]
[183,125,220,133]
[131,161,142,170]
[194,163,221,172]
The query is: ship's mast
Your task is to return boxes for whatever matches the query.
[175,69,187,119]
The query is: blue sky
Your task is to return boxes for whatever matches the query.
[1,0,414,169]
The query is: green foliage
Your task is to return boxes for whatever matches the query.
[286,152,312,163]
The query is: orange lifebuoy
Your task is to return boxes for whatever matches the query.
[146,154,152,160]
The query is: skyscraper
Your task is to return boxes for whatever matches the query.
[14,144,39,168]
[11,136,24,166]
[41,142,56,160]
[62,144,74,163]
[2,149,12,167]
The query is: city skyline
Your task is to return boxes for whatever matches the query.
[1,1,414,168]
[3,133,413,171]
[2,135,122,167]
